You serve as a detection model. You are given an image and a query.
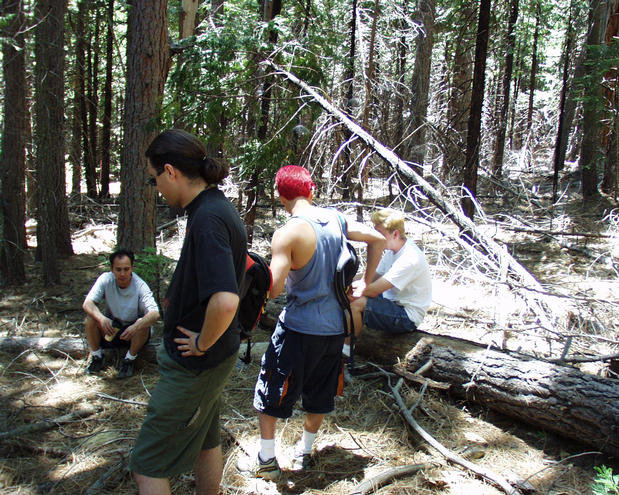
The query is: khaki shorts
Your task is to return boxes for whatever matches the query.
[129,344,236,478]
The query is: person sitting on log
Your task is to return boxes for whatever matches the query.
[83,248,160,378]
[345,208,432,359]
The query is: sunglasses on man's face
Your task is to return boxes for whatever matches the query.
[146,169,164,187]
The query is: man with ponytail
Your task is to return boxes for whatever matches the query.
[130,129,247,495]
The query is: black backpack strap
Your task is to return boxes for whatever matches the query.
[241,335,252,364]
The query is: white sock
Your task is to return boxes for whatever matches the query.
[259,438,275,462]
[90,349,102,358]
[124,350,137,361]
[297,430,317,455]
[342,344,351,358]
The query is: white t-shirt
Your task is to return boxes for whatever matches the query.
[86,272,158,325]
[376,240,432,326]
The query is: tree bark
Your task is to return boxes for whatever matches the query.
[462,0,491,219]
[580,0,607,200]
[99,0,115,199]
[492,0,519,177]
[34,0,73,284]
[408,0,435,169]
[117,0,170,252]
[76,0,97,198]
[87,7,101,199]
[1,0,28,285]
[180,0,199,39]
[404,335,619,458]
[526,0,541,134]
[552,0,575,201]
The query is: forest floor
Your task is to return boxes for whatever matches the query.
[0,159,618,495]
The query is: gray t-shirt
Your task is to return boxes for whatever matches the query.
[86,272,158,325]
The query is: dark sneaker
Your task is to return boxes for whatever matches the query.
[237,455,281,481]
[86,355,103,374]
[117,358,134,379]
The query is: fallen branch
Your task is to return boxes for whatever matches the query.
[84,460,128,495]
[392,363,450,391]
[347,463,430,495]
[0,405,97,440]
[267,61,571,341]
[388,377,522,495]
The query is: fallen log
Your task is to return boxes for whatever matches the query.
[0,336,160,362]
[0,337,269,364]
[354,327,424,366]
[404,335,619,457]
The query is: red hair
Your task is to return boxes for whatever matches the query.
[275,165,315,200]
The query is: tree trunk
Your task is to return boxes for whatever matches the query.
[404,335,619,458]
[492,0,519,177]
[34,0,73,284]
[462,0,491,219]
[392,0,408,155]
[601,1,619,197]
[0,337,269,367]
[444,5,475,183]
[580,0,607,199]
[526,0,541,134]
[76,0,96,199]
[552,0,576,201]
[99,0,115,200]
[341,0,357,202]
[87,7,101,198]
[180,0,199,39]
[0,0,27,285]
[244,0,281,244]
[117,0,170,252]
[408,0,435,169]
[355,327,424,365]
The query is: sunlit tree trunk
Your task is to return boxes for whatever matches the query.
[408,0,435,171]
[99,0,115,199]
[34,0,73,284]
[76,0,97,198]
[341,0,357,201]
[601,1,619,197]
[1,0,27,285]
[492,0,519,177]
[87,7,101,197]
[462,0,491,219]
[526,0,541,134]
[580,0,607,199]
[245,0,282,244]
[118,0,170,252]
[444,3,475,183]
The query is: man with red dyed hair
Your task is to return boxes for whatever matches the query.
[238,165,385,479]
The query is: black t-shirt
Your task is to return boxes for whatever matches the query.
[163,187,247,370]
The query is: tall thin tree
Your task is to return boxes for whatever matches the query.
[117,0,170,252]
[462,0,491,219]
[1,0,27,284]
[99,0,115,199]
[34,0,73,284]
[580,0,607,199]
[409,0,436,170]
[492,0,519,177]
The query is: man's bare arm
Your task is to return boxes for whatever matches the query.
[346,220,385,284]
[269,227,294,299]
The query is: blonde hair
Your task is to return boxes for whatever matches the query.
[371,208,407,240]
